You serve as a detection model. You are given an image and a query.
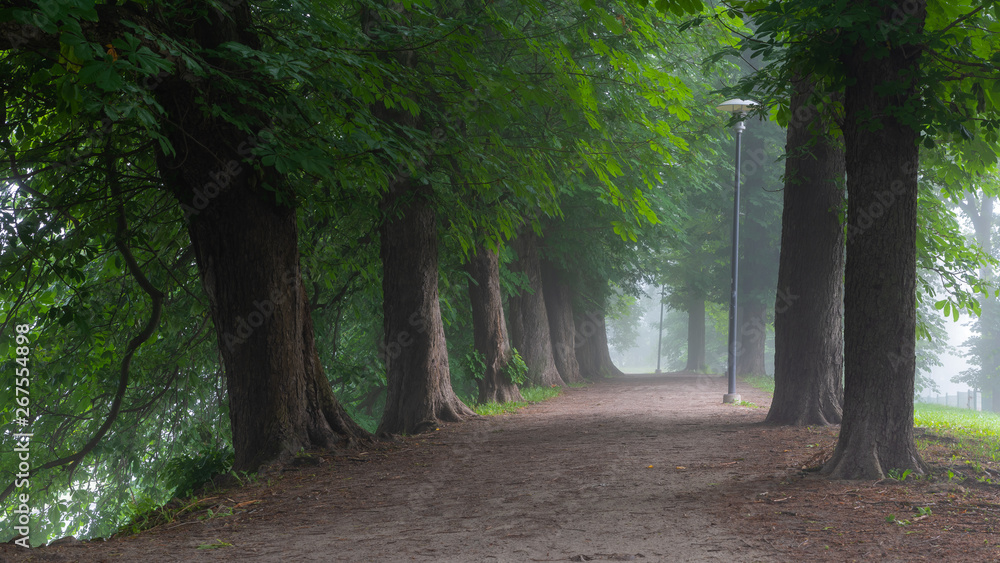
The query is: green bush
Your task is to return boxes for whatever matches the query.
[162,448,234,499]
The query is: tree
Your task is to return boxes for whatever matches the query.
[657,204,730,374]
[542,259,584,384]
[731,118,783,377]
[765,74,845,426]
[570,269,627,380]
[467,245,524,404]
[377,179,476,434]
[684,297,708,372]
[956,194,1000,410]
[154,1,375,471]
[508,229,566,387]
[0,0,370,478]
[365,5,475,435]
[821,0,928,479]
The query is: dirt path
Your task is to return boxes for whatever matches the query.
[3,373,779,562]
[8,373,1000,562]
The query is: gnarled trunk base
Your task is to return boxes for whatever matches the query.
[467,245,523,404]
[377,182,475,435]
[542,261,583,384]
[509,231,565,388]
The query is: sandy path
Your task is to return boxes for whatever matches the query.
[2,373,780,562]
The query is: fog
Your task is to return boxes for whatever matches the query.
[608,286,980,402]
[925,319,974,397]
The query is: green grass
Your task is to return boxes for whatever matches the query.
[740,374,775,394]
[739,379,999,440]
[914,403,1000,463]
[521,385,563,402]
[473,401,527,416]
[914,403,1000,438]
[472,385,563,416]
[727,376,1000,472]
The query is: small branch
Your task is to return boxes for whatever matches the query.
[0,149,166,505]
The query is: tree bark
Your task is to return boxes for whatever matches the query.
[377,181,476,435]
[467,245,524,404]
[821,3,928,479]
[765,74,845,426]
[575,308,626,380]
[508,231,566,387]
[153,1,368,471]
[362,4,474,435]
[542,261,584,384]
[735,300,768,377]
[684,298,707,372]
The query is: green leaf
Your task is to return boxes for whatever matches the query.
[77,62,123,91]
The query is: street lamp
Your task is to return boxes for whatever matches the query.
[716,98,756,404]
[655,286,664,374]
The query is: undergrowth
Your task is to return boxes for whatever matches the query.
[472,385,563,416]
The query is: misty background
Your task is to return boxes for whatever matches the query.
[606,284,978,400]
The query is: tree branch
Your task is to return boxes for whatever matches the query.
[0,148,165,505]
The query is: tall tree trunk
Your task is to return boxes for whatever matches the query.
[575,312,601,380]
[976,200,1000,413]
[363,5,474,435]
[542,261,584,384]
[154,1,368,471]
[959,196,998,412]
[735,300,768,376]
[377,182,475,435]
[467,245,524,404]
[765,75,845,426]
[508,231,566,387]
[822,3,928,479]
[684,298,707,372]
[575,308,626,380]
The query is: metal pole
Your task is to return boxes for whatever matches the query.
[655,287,664,373]
[723,116,745,404]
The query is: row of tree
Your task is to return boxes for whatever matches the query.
[0,0,739,543]
[738,0,1000,478]
[6,0,1000,545]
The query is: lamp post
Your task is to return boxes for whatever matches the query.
[655,286,664,374]
[716,98,756,404]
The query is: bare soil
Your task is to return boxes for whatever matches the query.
[4,373,1000,562]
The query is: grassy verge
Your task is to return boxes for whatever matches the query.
[740,374,775,394]
[913,403,1000,464]
[472,385,563,416]
[739,375,1000,472]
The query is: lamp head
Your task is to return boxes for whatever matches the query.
[715,98,757,117]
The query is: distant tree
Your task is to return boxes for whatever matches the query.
[467,245,524,404]
[955,194,1000,410]
[733,118,783,378]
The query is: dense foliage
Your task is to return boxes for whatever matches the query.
[3,0,1000,544]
